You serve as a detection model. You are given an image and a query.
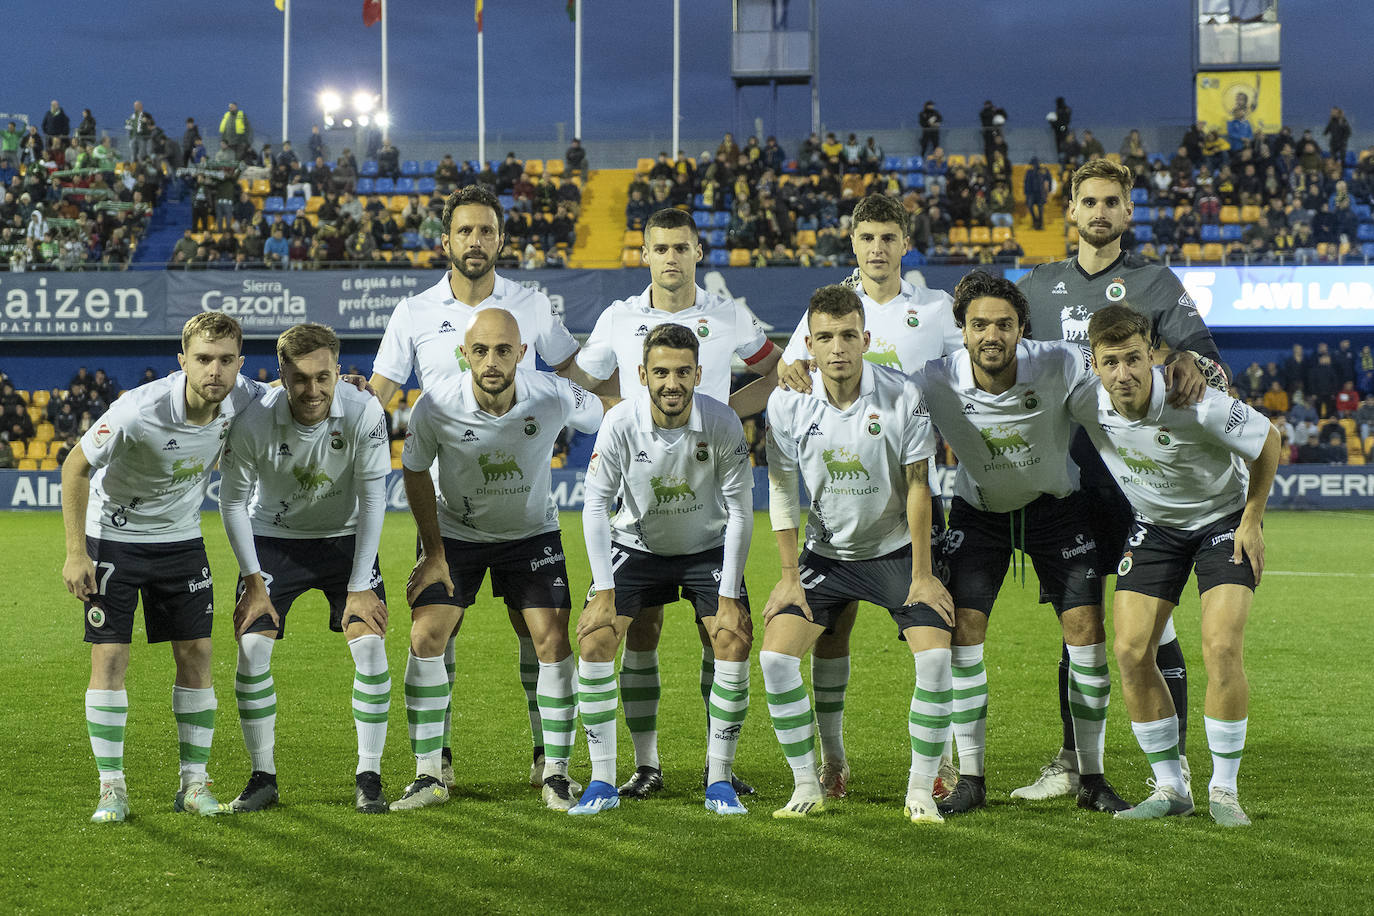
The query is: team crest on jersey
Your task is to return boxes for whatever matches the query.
[1106,278,1127,302]
[523,416,539,437]
[1117,552,1134,576]
[694,441,709,462]
[1155,429,1173,448]
[866,413,882,437]
[634,450,652,463]
[278,443,293,457]
[1051,281,1068,295]
[696,318,710,338]
[906,310,920,328]
[1022,391,1039,410]
[219,420,231,440]
[163,439,179,451]
[438,321,456,333]
[330,430,345,450]
[87,606,106,628]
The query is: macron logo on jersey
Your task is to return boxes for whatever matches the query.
[462,429,479,443]
[438,321,456,333]
[634,450,652,463]
[1052,281,1067,295]
[635,324,650,337]
[962,402,978,414]
[162,439,179,451]
[805,422,824,437]
[278,443,293,457]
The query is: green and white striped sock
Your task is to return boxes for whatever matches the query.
[519,636,542,754]
[760,650,816,785]
[706,658,750,785]
[235,633,277,774]
[951,644,987,777]
[348,634,390,775]
[699,645,715,708]
[441,636,455,753]
[1205,716,1247,793]
[537,654,576,777]
[620,648,660,770]
[811,655,849,764]
[909,648,953,789]
[1131,716,1186,794]
[85,688,127,784]
[578,659,619,786]
[404,651,448,779]
[1067,642,1110,775]
[172,685,216,788]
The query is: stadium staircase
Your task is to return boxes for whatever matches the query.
[569,169,633,269]
[131,194,192,268]
[1009,163,1066,263]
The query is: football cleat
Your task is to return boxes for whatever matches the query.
[1179,754,1192,795]
[390,774,449,810]
[529,749,545,790]
[704,781,748,815]
[542,774,576,812]
[619,766,665,799]
[1077,774,1132,813]
[772,782,826,819]
[230,770,279,813]
[355,771,389,814]
[1011,748,1079,800]
[819,759,851,799]
[933,759,959,801]
[903,789,944,825]
[175,780,229,816]
[936,774,986,816]
[700,765,755,796]
[441,747,455,790]
[1114,780,1193,820]
[568,780,620,816]
[91,783,129,823]
[1208,787,1251,827]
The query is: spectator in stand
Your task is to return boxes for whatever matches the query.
[76,109,96,147]
[988,182,1014,228]
[625,188,651,230]
[648,152,674,183]
[1080,129,1105,160]
[43,100,70,147]
[1321,432,1348,464]
[1049,96,1072,155]
[993,236,1024,262]
[53,400,79,439]
[1294,432,1324,464]
[565,138,589,182]
[918,100,943,157]
[1059,129,1082,167]
[1262,379,1290,415]
[495,152,523,193]
[307,156,331,198]
[1325,106,1352,167]
[762,135,786,173]
[1355,393,1374,439]
[0,437,14,469]
[1308,353,1340,418]
[220,102,252,160]
[332,148,358,193]
[819,131,843,164]
[1119,128,1148,172]
[1335,380,1360,417]
[263,222,290,268]
[240,224,265,266]
[434,154,461,193]
[859,136,884,175]
[6,403,36,443]
[376,139,400,180]
[1283,343,1309,394]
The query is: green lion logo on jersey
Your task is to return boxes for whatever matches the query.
[822,447,870,480]
[980,425,1031,458]
[477,451,524,483]
[650,474,695,504]
[292,464,333,491]
[864,339,902,369]
[171,457,205,484]
[1117,448,1164,476]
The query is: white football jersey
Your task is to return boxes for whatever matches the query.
[372,272,579,390]
[81,373,264,543]
[782,275,962,372]
[1069,369,1272,529]
[402,368,603,542]
[915,339,1092,513]
[575,284,773,402]
[585,392,752,556]
[219,384,391,539]
[766,362,935,561]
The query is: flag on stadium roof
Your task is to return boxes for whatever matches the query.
[475,0,484,31]
[364,0,381,27]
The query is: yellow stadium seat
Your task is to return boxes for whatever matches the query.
[795,229,817,249]
[623,230,644,248]
[948,226,970,245]
[945,154,966,168]
[969,226,992,246]
[406,389,423,407]
[524,159,544,177]
[386,390,404,411]
[1219,205,1241,224]
[31,389,49,410]
[14,390,28,404]
[9,441,25,460]
[622,247,643,268]
[1065,225,1080,243]
[636,158,655,175]
[545,159,564,178]
[1201,243,1226,261]
[35,423,54,443]
[251,178,271,196]
[305,195,324,214]
[1365,436,1374,455]
[388,195,407,212]
[17,459,37,470]
[1339,418,1357,436]
[1106,153,1122,164]
[728,248,752,267]
[39,458,58,471]
[1240,205,1262,223]
[991,226,1013,243]
[390,440,405,459]
[390,455,403,470]
[1349,452,1365,465]
[239,178,252,194]
[1181,242,1202,261]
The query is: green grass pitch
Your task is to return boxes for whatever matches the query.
[1,509,1370,914]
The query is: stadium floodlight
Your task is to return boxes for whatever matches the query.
[375,111,390,129]
[352,91,377,114]
[358,115,371,127]
[319,90,343,114]
[341,118,354,128]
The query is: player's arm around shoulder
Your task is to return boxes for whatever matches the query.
[555,372,607,433]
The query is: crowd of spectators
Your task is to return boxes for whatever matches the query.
[0,366,121,469]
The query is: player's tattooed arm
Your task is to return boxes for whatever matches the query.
[903,459,954,625]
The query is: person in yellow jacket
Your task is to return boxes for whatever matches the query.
[220,103,252,161]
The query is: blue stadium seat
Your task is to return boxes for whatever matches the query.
[1133,224,1154,244]
[264,196,285,213]
[1148,153,1168,166]
[285,196,306,212]
[905,155,924,172]
[1354,203,1372,221]
[796,215,817,230]
[395,177,416,193]
[1347,150,1359,167]
[713,211,731,229]
[708,229,727,247]
[400,160,420,177]
[708,249,730,267]
[906,172,925,189]
[1220,224,1243,241]
[375,177,395,193]
[360,160,379,177]
[280,212,296,226]
[467,160,481,172]
[421,160,439,176]
[882,155,904,172]
[693,210,712,229]
[498,194,515,211]
[1130,188,1150,205]
[901,249,926,267]
[1132,206,1155,224]
[1200,224,1221,242]
[1358,223,1374,242]
[402,232,422,250]
[1155,206,1173,220]
[355,177,375,194]
[694,194,707,210]
[417,177,437,194]
[1363,242,1374,259]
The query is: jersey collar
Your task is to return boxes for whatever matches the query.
[427,270,509,307]
[806,360,877,409]
[169,371,246,425]
[1072,248,1127,281]
[632,389,704,433]
[634,283,708,315]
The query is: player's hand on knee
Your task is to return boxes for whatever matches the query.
[907,572,955,627]
[711,596,751,640]
[1233,521,1264,584]
[234,591,280,639]
[63,555,97,601]
[777,359,814,393]
[345,590,388,637]
[763,579,810,623]
[406,554,453,606]
[575,590,618,641]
